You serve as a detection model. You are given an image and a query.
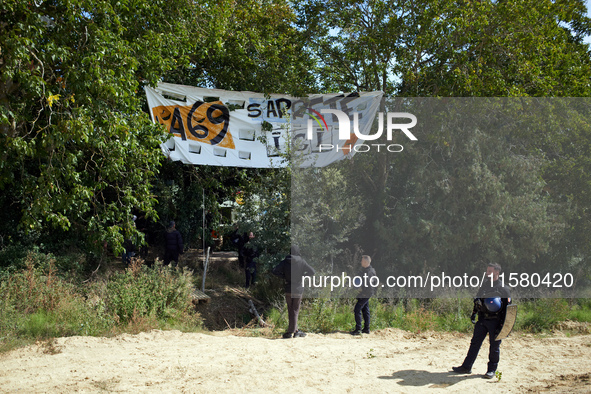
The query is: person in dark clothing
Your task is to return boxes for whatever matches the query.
[134,214,149,259]
[122,215,137,266]
[243,232,258,288]
[272,245,315,339]
[122,238,135,266]
[230,226,248,269]
[164,220,184,266]
[350,255,377,335]
[452,262,512,379]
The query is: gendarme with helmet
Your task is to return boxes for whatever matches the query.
[452,262,512,379]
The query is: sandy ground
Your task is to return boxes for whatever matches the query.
[1,328,590,393]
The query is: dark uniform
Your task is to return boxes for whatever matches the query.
[272,245,315,338]
[243,241,259,288]
[352,265,377,334]
[456,277,511,376]
[230,230,248,269]
[122,237,135,266]
[164,221,183,266]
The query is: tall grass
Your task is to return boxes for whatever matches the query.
[0,252,202,353]
[2,248,590,353]
[264,297,591,335]
[106,260,195,324]
[265,297,475,334]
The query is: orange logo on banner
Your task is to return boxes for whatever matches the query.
[342,134,359,155]
[153,101,235,149]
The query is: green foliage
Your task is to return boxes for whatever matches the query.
[517,298,571,332]
[106,261,194,324]
[290,297,354,333]
[152,161,257,249]
[19,311,59,339]
[265,297,591,335]
[292,99,574,280]
[0,254,202,353]
[2,0,591,351]
[0,0,199,255]
[292,165,364,271]
[3,0,590,291]
[568,306,591,323]
[0,259,76,315]
[266,297,476,334]
[293,0,591,286]
[295,0,401,94]
[235,166,292,271]
[0,258,116,350]
[495,371,503,382]
[18,309,101,339]
[251,273,285,306]
[0,245,87,282]
[373,99,561,276]
[396,0,591,97]
[166,0,317,96]
[299,0,591,96]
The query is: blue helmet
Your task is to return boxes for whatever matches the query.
[353,276,363,287]
[484,297,502,312]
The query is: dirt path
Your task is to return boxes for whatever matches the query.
[1,329,590,393]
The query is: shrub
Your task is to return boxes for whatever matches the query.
[568,299,591,322]
[0,246,87,283]
[106,260,194,324]
[0,257,112,351]
[402,307,437,332]
[518,298,570,332]
[0,258,72,314]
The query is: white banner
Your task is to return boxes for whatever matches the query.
[145,83,383,167]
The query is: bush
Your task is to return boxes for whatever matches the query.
[567,299,591,322]
[0,255,202,353]
[401,307,437,332]
[0,259,73,315]
[265,297,496,334]
[0,258,114,351]
[517,298,570,332]
[106,260,194,324]
[0,246,88,282]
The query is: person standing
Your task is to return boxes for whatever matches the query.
[272,245,315,338]
[164,220,184,266]
[122,215,137,266]
[350,255,377,335]
[452,262,512,379]
[243,232,258,288]
[230,225,248,269]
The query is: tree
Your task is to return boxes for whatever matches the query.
[291,165,365,274]
[292,0,591,291]
[375,99,561,277]
[0,0,198,255]
[295,0,400,94]
[297,0,591,96]
[165,0,317,96]
[150,0,320,259]
[396,0,591,96]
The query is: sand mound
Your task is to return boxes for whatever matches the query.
[1,329,590,393]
